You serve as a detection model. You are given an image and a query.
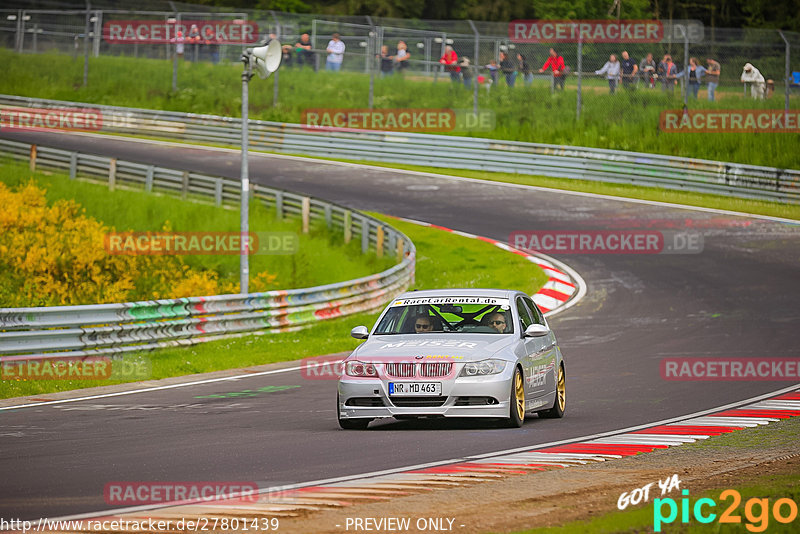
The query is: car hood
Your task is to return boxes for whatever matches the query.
[350,334,515,362]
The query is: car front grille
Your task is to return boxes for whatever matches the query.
[383,362,453,378]
[390,396,448,407]
[384,363,415,378]
[419,362,452,377]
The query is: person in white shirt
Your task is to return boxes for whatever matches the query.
[395,40,410,73]
[595,54,621,94]
[740,63,765,99]
[326,33,345,71]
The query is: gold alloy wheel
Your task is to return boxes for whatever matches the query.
[514,369,525,421]
[556,366,566,412]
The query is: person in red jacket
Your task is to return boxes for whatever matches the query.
[439,45,460,83]
[539,48,565,90]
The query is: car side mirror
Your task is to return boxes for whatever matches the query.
[350,326,369,339]
[524,324,550,338]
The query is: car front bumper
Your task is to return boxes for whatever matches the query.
[338,369,514,420]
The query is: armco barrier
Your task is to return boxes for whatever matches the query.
[0,139,415,360]
[1,94,798,203]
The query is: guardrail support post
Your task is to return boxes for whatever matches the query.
[108,158,116,191]
[344,211,352,243]
[69,152,77,179]
[181,170,189,199]
[376,226,384,258]
[29,144,36,172]
[145,165,154,192]
[386,230,395,259]
[275,191,283,219]
[396,237,405,262]
[301,197,310,233]
[361,217,369,254]
[214,178,223,206]
[324,203,332,227]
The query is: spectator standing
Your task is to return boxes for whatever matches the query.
[620,51,638,90]
[658,54,678,94]
[295,33,313,68]
[395,41,410,73]
[172,30,185,60]
[499,51,515,87]
[459,56,473,88]
[378,45,394,76]
[740,63,766,99]
[595,54,621,94]
[517,53,532,86]
[326,33,345,71]
[539,48,565,90]
[203,27,219,63]
[186,24,201,62]
[440,45,460,83]
[485,59,499,85]
[705,58,721,101]
[639,53,657,88]
[685,57,706,98]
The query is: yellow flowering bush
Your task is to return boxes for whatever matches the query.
[0,181,277,306]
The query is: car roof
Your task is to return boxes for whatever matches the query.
[394,288,523,300]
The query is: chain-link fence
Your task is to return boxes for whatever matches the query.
[1,2,798,147]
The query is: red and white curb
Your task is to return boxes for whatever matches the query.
[389,217,587,316]
[49,387,800,528]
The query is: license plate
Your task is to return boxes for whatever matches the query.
[389,382,441,396]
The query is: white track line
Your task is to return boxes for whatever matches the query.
[0,365,306,412]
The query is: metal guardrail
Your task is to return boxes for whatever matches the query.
[0,138,416,360]
[1,94,798,203]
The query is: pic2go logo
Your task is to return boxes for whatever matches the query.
[654,489,799,532]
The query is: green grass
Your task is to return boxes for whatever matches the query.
[289,156,800,221]
[517,417,800,533]
[1,49,798,169]
[0,211,548,399]
[0,159,396,294]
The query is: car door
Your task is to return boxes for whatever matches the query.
[523,296,558,396]
[516,296,548,399]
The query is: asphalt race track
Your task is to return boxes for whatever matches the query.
[1,130,799,521]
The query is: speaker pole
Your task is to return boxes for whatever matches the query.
[240,50,254,294]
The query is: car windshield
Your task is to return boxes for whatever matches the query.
[374,297,513,335]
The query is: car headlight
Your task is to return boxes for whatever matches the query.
[345,361,378,377]
[459,359,506,377]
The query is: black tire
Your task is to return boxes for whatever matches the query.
[537,364,566,419]
[507,366,525,428]
[337,394,371,430]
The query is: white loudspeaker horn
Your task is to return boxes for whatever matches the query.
[250,40,282,79]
